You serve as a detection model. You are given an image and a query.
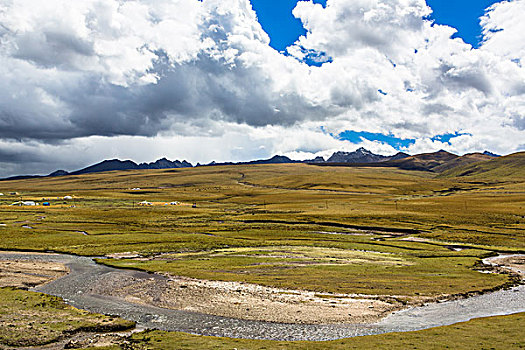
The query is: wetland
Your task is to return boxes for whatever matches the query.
[0,163,524,348]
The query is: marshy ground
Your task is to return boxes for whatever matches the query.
[0,163,524,348]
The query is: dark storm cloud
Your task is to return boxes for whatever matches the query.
[438,63,493,95]
[0,49,333,142]
[0,0,340,145]
[14,30,95,69]
[0,147,42,163]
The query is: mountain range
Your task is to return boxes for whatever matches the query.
[2,148,515,181]
[69,158,192,175]
[3,158,192,181]
[316,149,503,172]
[326,148,410,163]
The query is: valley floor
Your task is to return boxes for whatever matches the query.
[0,163,523,348]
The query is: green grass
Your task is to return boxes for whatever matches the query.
[0,164,523,297]
[101,247,509,297]
[0,287,135,347]
[0,164,524,348]
[1,164,523,251]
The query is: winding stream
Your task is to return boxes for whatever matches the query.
[1,252,524,341]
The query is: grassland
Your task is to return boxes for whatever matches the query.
[0,163,524,348]
[0,287,134,347]
[0,164,523,297]
[101,246,509,298]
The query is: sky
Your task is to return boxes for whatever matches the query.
[0,0,524,177]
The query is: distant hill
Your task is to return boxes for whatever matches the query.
[358,151,498,173]
[0,174,43,181]
[137,158,192,170]
[483,151,500,157]
[70,159,139,175]
[315,150,505,173]
[1,148,512,180]
[305,156,326,163]
[247,155,297,165]
[234,150,409,165]
[0,158,193,181]
[48,170,69,177]
[441,152,525,179]
[203,155,298,167]
[70,158,192,175]
[386,150,459,172]
[318,150,458,172]
[388,152,412,161]
[432,153,495,173]
[326,147,410,163]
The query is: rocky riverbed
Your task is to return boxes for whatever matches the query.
[0,251,523,341]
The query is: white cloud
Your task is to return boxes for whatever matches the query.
[0,123,355,177]
[481,0,525,61]
[0,0,524,176]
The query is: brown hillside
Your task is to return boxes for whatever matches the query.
[441,151,525,179]
[432,153,494,173]
[388,150,458,172]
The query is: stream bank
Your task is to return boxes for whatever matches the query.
[0,251,523,341]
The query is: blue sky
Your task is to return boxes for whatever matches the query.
[337,131,471,150]
[426,0,502,48]
[1,0,523,176]
[250,0,502,50]
[250,0,504,150]
[250,0,327,52]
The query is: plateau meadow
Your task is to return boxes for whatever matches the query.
[0,161,524,348]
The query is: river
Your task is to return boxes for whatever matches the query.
[0,252,523,341]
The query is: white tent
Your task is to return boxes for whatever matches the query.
[63,196,73,200]
[11,201,37,206]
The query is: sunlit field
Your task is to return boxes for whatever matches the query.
[1,164,523,293]
[0,163,524,348]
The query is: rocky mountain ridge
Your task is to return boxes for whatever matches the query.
[1,148,504,180]
[327,147,410,163]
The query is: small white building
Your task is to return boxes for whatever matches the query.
[63,196,73,200]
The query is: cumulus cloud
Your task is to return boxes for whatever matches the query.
[0,0,524,176]
[0,123,355,177]
[291,0,431,59]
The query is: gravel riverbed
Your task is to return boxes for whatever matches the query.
[0,251,523,341]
